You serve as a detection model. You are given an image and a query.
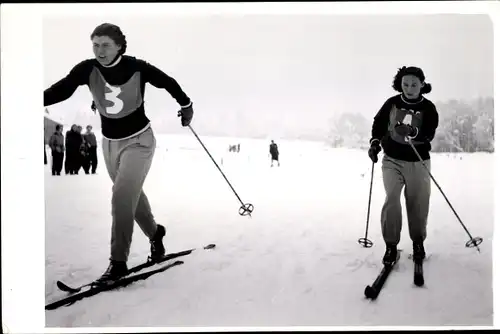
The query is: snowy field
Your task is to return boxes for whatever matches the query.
[45,133,494,328]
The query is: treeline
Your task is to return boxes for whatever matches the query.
[432,97,494,153]
[328,96,494,153]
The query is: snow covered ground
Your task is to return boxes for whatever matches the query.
[44,134,494,328]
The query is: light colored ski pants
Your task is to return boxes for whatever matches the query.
[380,154,431,245]
[102,127,158,262]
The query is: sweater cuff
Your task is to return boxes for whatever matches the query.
[181,101,192,108]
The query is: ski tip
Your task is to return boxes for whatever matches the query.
[56,280,86,293]
[414,276,425,287]
[56,280,72,291]
[204,244,216,250]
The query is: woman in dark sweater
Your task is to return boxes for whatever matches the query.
[368,66,439,265]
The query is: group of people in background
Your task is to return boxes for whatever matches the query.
[226,140,280,167]
[47,124,98,176]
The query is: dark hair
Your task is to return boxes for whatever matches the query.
[56,124,62,131]
[392,66,432,95]
[90,23,127,55]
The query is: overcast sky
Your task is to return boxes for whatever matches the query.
[43,14,493,139]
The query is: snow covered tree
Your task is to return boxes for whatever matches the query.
[329,112,370,148]
[433,97,493,153]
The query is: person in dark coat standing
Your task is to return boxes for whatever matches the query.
[269,140,280,167]
[75,125,86,174]
[48,124,65,175]
[64,124,75,174]
[83,125,98,174]
[65,124,84,174]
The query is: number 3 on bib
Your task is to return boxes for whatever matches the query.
[105,84,124,115]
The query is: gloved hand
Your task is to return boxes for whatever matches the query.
[394,122,417,138]
[177,103,193,127]
[368,140,382,163]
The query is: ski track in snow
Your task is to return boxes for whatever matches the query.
[45,135,493,327]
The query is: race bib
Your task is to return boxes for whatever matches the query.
[388,105,424,144]
[88,67,144,119]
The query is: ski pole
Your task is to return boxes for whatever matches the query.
[187,124,254,217]
[358,161,375,248]
[407,138,482,252]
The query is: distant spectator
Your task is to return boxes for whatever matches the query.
[83,125,98,174]
[64,125,74,174]
[48,124,65,175]
[65,124,83,175]
[75,125,85,174]
[269,140,280,167]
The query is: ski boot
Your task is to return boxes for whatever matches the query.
[382,244,398,266]
[412,241,426,262]
[93,260,128,286]
[148,224,166,262]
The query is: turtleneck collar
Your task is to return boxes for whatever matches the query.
[401,94,423,104]
[101,54,122,68]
